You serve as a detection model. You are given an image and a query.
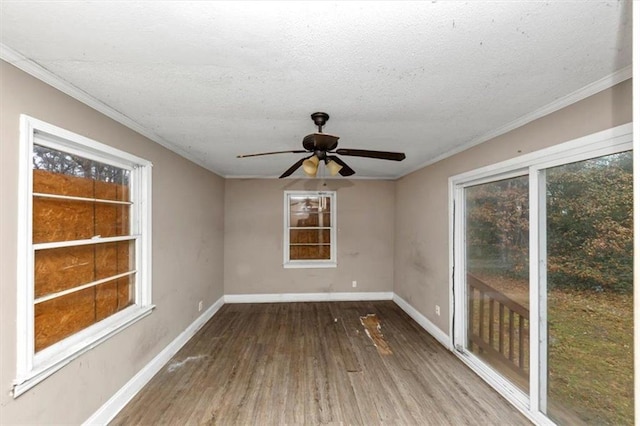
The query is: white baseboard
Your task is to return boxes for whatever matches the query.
[224,291,394,304]
[83,296,225,426]
[393,294,452,350]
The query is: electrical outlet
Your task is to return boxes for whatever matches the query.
[435,305,440,316]
[198,301,203,312]
[352,280,357,288]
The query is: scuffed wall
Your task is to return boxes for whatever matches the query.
[394,79,632,335]
[224,179,395,295]
[0,61,225,424]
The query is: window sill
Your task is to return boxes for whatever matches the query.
[13,304,155,398]
[284,261,337,269]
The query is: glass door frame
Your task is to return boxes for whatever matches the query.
[450,123,633,424]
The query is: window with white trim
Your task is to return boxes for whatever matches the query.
[284,191,336,268]
[14,115,154,397]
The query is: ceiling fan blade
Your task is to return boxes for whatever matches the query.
[279,156,310,178]
[326,155,355,176]
[237,150,307,158]
[335,148,406,161]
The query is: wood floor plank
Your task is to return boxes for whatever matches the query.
[322,307,364,424]
[111,301,530,426]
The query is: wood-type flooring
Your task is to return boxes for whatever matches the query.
[111,301,529,425]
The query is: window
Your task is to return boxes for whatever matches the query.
[15,115,153,397]
[284,191,336,268]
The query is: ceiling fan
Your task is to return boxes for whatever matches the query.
[237,112,406,178]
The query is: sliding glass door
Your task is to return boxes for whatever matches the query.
[465,176,530,394]
[452,124,633,425]
[540,151,633,425]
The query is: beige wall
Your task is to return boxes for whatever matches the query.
[394,79,632,335]
[0,56,632,423]
[0,61,225,424]
[224,179,395,294]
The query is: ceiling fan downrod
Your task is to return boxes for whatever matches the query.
[310,112,329,133]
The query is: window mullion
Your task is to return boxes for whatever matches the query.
[33,235,139,251]
[527,166,544,415]
[34,270,137,305]
[33,192,133,206]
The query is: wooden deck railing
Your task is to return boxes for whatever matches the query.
[467,273,529,379]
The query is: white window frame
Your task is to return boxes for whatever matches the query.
[283,190,337,268]
[449,122,632,424]
[14,115,154,397]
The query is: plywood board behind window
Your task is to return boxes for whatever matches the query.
[33,170,133,352]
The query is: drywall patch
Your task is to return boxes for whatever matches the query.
[167,355,207,372]
[360,314,392,356]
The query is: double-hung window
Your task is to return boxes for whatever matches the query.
[15,116,153,397]
[284,191,337,268]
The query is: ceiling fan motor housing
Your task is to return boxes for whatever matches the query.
[302,133,339,152]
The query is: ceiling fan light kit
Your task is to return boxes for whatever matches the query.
[302,155,320,177]
[300,156,343,177]
[325,159,343,176]
[237,112,406,178]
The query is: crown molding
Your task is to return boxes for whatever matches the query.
[2,43,630,181]
[224,174,390,180]
[400,65,633,178]
[0,43,215,174]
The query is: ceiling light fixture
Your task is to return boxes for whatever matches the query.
[302,155,319,176]
[237,112,405,178]
[325,159,343,176]
[302,155,344,177]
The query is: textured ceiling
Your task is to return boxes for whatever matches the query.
[0,1,632,179]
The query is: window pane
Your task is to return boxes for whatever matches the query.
[33,145,130,201]
[96,203,130,238]
[35,287,96,352]
[289,196,331,228]
[35,241,134,299]
[96,240,134,278]
[32,147,131,244]
[33,197,94,243]
[35,245,93,299]
[34,275,135,352]
[544,151,633,425]
[465,175,529,394]
[289,245,331,260]
[290,229,331,244]
[289,212,331,228]
[96,275,134,321]
[33,197,130,243]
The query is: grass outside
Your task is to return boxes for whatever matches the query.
[548,288,633,425]
[472,272,633,425]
